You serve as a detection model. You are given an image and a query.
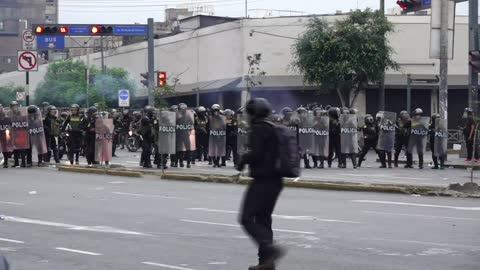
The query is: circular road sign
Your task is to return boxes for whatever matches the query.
[119,90,129,100]
[18,51,37,71]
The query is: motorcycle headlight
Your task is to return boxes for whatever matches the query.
[128,131,133,136]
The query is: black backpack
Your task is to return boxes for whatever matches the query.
[264,121,301,178]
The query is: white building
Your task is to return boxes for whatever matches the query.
[0,14,474,126]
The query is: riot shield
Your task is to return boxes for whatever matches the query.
[376,111,397,152]
[434,118,448,158]
[208,115,226,157]
[312,115,329,157]
[0,109,14,153]
[10,107,30,150]
[298,111,314,155]
[357,115,365,149]
[95,118,114,163]
[340,114,359,154]
[176,110,196,152]
[157,111,176,155]
[237,114,250,156]
[408,116,430,154]
[28,109,48,156]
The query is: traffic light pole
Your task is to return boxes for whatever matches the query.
[378,0,386,111]
[147,18,155,107]
[439,0,449,122]
[469,0,479,115]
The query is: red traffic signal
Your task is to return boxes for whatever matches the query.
[157,71,167,87]
[91,25,113,35]
[35,26,44,34]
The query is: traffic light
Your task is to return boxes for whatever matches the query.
[396,0,423,13]
[90,25,113,35]
[157,71,167,87]
[35,26,58,35]
[140,72,149,88]
[469,51,480,73]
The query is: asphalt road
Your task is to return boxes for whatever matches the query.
[103,149,473,187]
[0,168,479,270]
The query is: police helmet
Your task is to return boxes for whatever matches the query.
[197,106,206,113]
[10,101,19,107]
[179,103,188,111]
[413,108,423,116]
[27,105,38,114]
[211,104,221,111]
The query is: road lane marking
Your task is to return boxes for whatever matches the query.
[0,201,25,206]
[143,262,196,270]
[108,181,126,184]
[2,216,148,236]
[112,192,186,200]
[186,208,361,224]
[180,219,315,235]
[363,211,480,221]
[0,238,24,244]
[352,200,480,210]
[55,247,102,256]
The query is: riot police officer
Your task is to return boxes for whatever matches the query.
[463,108,479,161]
[169,105,179,167]
[429,113,445,169]
[224,109,238,166]
[327,107,341,168]
[11,101,27,167]
[194,106,209,162]
[139,106,154,168]
[0,104,12,168]
[63,104,83,165]
[120,109,131,149]
[394,110,412,167]
[112,110,125,158]
[81,106,98,166]
[357,114,378,168]
[406,108,426,169]
[44,105,61,164]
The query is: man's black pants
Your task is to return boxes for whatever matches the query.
[240,179,283,264]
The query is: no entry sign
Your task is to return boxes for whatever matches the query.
[17,50,38,72]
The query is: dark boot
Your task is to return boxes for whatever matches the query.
[304,158,312,169]
[387,152,393,168]
[432,155,439,169]
[394,152,400,167]
[352,156,357,169]
[312,157,318,168]
[418,153,424,169]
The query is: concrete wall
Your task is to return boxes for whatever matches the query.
[0,15,474,97]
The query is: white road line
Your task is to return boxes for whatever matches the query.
[363,211,480,221]
[180,219,315,235]
[0,201,25,206]
[55,247,102,256]
[186,208,361,224]
[2,216,148,236]
[112,192,186,200]
[143,262,196,270]
[108,181,126,184]
[353,200,480,210]
[0,238,24,244]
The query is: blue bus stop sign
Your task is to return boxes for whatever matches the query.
[118,89,130,107]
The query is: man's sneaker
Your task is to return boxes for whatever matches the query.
[465,159,472,162]
[475,159,480,163]
[248,263,275,270]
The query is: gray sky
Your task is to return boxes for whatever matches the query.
[59,0,470,24]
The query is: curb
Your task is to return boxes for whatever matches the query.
[58,166,142,178]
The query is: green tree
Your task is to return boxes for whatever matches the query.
[154,76,179,109]
[293,9,399,107]
[0,84,25,106]
[34,59,136,108]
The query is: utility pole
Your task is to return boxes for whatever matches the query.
[407,74,412,113]
[147,18,155,107]
[469,0,479,115]
[245,0,248,18]
[378,0,386,111]
[439,0,449,122]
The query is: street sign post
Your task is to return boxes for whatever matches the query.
[17,51,38,72]
[16,92,25,101]
[22,30,37,50]
[118,89,130,107]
